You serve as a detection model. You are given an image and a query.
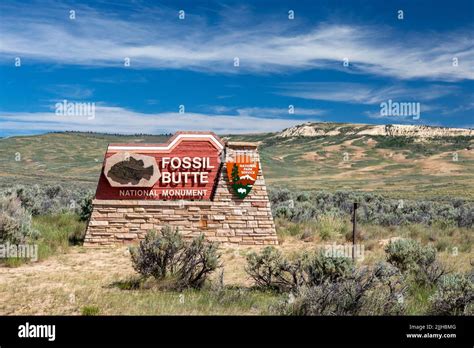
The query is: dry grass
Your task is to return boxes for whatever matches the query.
[0,215,471,315]
[0,245,285,315]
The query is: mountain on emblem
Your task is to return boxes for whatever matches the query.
[226,156,259,198]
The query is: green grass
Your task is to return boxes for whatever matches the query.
[78,277,282,315]
[33,214,87,260]
[2,257,26,267]
[81,305,100,316]
[78,285,281,315]
[1,214,86,267]
[406,282,436,315]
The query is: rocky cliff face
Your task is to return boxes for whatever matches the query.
[278,123,473,138]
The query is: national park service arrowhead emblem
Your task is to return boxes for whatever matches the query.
[226,156,259,198]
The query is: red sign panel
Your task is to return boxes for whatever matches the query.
[95,132,224,200]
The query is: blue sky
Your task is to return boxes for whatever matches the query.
[0,0,473,136]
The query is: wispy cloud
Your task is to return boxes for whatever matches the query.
[236,107,325,117]
[0,105,313,135]
[200,105,325,118]
[441,101,474,115]
[44,84,94,99]
[0,2,472,81]
[276,83,458,104]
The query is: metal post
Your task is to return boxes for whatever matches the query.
[352,202,358,261]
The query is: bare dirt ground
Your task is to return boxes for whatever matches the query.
[0,247,133,315]
[0,240,314,315]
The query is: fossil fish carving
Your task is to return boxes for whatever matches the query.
[107,157,154,185]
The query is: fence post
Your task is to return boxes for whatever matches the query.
[352,202,358,261]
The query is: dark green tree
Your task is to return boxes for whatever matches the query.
[231,163,240,182]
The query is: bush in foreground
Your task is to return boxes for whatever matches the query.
[0,194,37,244]
[245,247,353,292]
[79,193,94,222]
[429,273,474,315]
[385,239,435,272]
[385,239,449,286]
[130,227,221,290]
[176,234,221,289]
[305,250,353,285]
[245,246,286,290]
[277,262,406,316]
[130,227,183,279]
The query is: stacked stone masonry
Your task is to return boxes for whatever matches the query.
[84,142,278,246]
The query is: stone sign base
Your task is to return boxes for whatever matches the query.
[84,141,278,246]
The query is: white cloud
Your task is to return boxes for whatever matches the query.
[44,84,94,99]
[441,101,474,115]
[277,83,458,104]
[199,106,325,118]
[236,107,325,117]
[0,106,313,135]
[0,3,472,80]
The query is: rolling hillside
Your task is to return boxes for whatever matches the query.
[1,123,473,200]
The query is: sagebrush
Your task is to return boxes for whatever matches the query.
[269,188,474,227]
[385,239,449,286]
[245,246,353,292]
[277,262,406,316]
[0,194,37,244]
[130,227,221,290]
[0,184,93,217]
[429,273,474,315]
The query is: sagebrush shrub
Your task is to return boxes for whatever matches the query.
[175,234,221,290]
[245,246,286,290]
[385,239,449,287]
[385,239,436,272]
[5,184,474,228]
[268,188,474,227]
[278,262,406,316]
[130,227,220,289]
[245,247,353,291]
[305,251,353,285]
[130,227,184,279]
[415,260,449,287]
[0,194,37,244]
[429,273,474,315]
[1,184,93,216]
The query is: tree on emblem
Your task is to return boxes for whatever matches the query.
[231,163,240,182]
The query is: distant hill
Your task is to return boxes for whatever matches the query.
[279,122,473,138]
[1,123,473,200]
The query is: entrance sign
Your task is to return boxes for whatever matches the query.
[85,132,278,246]
[95,132,223,200]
